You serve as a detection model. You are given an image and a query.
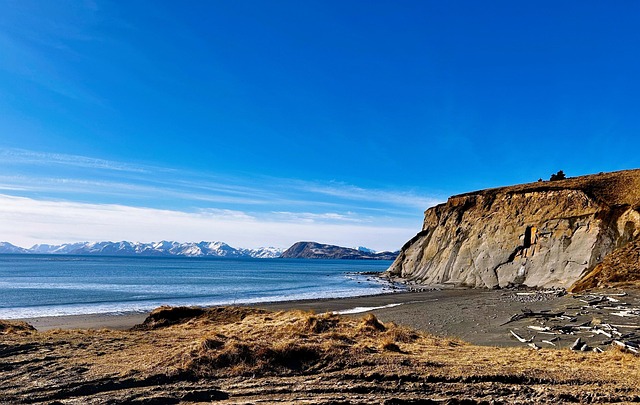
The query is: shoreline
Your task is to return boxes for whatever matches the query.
[12,288,546,347]
[16,287,640,349]
[17,289,412,331]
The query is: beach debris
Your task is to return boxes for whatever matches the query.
[610,309,640,318]
[613,340,639,354]
[527,325,551,332]
[501,309,565,325]
[501,290,639,354]
[510,330,534,343]
[611,324,640,329]
[570,338,585,351]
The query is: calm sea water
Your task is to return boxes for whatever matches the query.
[0,255,395,319]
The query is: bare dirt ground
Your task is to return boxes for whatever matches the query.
[2,302,640,404]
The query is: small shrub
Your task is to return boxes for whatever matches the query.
[550,170,566,181]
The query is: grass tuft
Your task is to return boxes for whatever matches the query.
[0,320,36,335]
[359,313,386,332]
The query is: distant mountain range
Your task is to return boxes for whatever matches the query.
[280,241,399,260]
[0,240,397,260]
[0,241,283,258]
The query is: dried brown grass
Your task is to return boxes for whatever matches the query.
[4,306,640,401]
[0,319,36,335]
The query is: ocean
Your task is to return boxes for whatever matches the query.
[0,255,396,319]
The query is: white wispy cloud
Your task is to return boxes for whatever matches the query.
[0,148,153,173]
[0,194,416,251]
[271,211,368,223]
[0,175,269,206]
[295,181,443,209]
[0,148,440,250]
[0,148,442,212]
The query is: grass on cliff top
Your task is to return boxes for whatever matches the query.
[454,168,640,207]
[19,306,637,392]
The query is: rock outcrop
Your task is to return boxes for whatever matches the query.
[281,242,398,260]
[387,170,640,289]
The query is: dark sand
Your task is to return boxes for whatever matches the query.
[21,288,638,349]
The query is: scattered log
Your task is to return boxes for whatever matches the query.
[613,340,639,354]
[579,296,608,305]
[592,328,613,338]
[527,325,551,332]
[510,330,534,343]
[611,310,640,318]
[501,309,565,325]
[611,324,640,329]
[570,338,584,351]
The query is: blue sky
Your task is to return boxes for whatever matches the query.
[1,1,639,250]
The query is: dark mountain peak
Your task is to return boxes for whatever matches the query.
[281,241,398,260]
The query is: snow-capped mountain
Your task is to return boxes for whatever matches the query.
[30,242,87,254]
[13,241,284,258]
[0,242,28,254]
[238,246,284,259]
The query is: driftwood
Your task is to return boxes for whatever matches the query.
[527,325,551,332]
[501,309,565,325]
[611,310,640,318]
[510,330,534,343]
[570,338,583,350]
[502,290,639,355]
[613,340,639,354]
[579,296,608,305]
[592,328,613,338]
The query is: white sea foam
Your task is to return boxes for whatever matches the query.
[334,303,404,315]
[0,287,398,320]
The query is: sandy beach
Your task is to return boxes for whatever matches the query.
[19,288,639,349]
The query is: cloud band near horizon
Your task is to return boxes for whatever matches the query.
[0,193,420,251]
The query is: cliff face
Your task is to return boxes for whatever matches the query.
[387,170,640,289]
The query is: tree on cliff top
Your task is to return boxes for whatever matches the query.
[550,170,566,181]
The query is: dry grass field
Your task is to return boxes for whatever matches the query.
[2,306,640,404]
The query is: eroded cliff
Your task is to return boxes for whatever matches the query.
[388,170,640,289]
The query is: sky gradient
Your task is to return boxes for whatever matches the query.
[1,1,639,250]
